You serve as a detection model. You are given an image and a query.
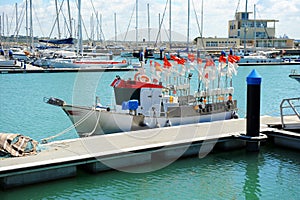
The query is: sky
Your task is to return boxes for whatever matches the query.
[0,0,299,42]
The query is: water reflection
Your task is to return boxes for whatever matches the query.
[243,152,262,200]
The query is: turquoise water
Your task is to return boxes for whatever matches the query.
[0,64,300,199]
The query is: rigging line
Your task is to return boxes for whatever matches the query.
[31,4,45,38]
[255,7,272,47]
[154,0,169,47]
[162,23,170,41]
[6,3,17,37]
[58,3,72,37]
[123,2,136,42]
[191,0,205,51]
[13,2,26,37]
[47,0,65,39]
[41,108,95,143]
[89,0,105,42]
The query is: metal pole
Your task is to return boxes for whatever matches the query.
[246,69,262,152]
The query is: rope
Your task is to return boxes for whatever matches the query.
[41,108,96,143]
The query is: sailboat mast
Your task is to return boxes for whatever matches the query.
[26,0,29,48]
[77,0,83,55]
[243,0,248,54]
[55,0,61,39]
[147,3,150,44]
[15,3,18,42]
[187,0,190,52]
[169,0,171,49]
[253,4,256,52]
[67,0,72,38]
[136,0,138,46]
[30,0,33,50]
[201,0,203,37]
[114,13,117,42]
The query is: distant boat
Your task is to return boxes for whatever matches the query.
[289,70,300,84]
[39,37,74,45]
[237,51,282,65]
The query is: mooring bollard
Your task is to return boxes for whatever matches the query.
[246,69,262,151]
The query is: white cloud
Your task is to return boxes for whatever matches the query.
[1,0,299,41]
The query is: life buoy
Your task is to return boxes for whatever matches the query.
[152,78,159,84]
[122,59,126,63]
[134,72,140,81]
[140,75,150,83]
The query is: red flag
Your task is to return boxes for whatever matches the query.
[170,54,180,62]
[218,55,227,63]
[228,55,240,63]
[204,73,209,79]
[205,58,215,68]
[154,61,162,71]
[197,58,202,64]
[163,56,172,68]
[177,57,186,65]
[188,53,195,62]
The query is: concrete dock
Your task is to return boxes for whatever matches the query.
[0,116,299,189]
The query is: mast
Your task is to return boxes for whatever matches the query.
[243,0,248,54]
[187,0,190,52]
[67,0,72,38]
[30,0,33,51]
[77,0,83,55]
[135,0,138,46]
[15,3,18,42]
[2,12,4,37]
[158,13,161,43]
[201,0,203,38]
[0,15,1,39]
[253,4,256,52]
[25,0,29,49]
[169,0,171,49]
[114,13,117,42]
[55,0,61,39]
[147,3,150,44]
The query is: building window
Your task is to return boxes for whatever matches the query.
[256,32,266,38]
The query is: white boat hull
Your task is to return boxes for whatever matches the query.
[62,105,235,137]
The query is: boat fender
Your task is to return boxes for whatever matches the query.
[232,111,239,119]
[140,75,150,83]
[139,121,149,127]
[164,119,172,127]
[106,107,110,112]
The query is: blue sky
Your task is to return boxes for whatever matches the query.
[0,0,299,41]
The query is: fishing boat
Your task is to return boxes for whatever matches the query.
[45,53,240,137]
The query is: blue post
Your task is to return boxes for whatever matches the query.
[246,69,262,151]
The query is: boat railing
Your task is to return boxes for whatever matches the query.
[280,97,300,129]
